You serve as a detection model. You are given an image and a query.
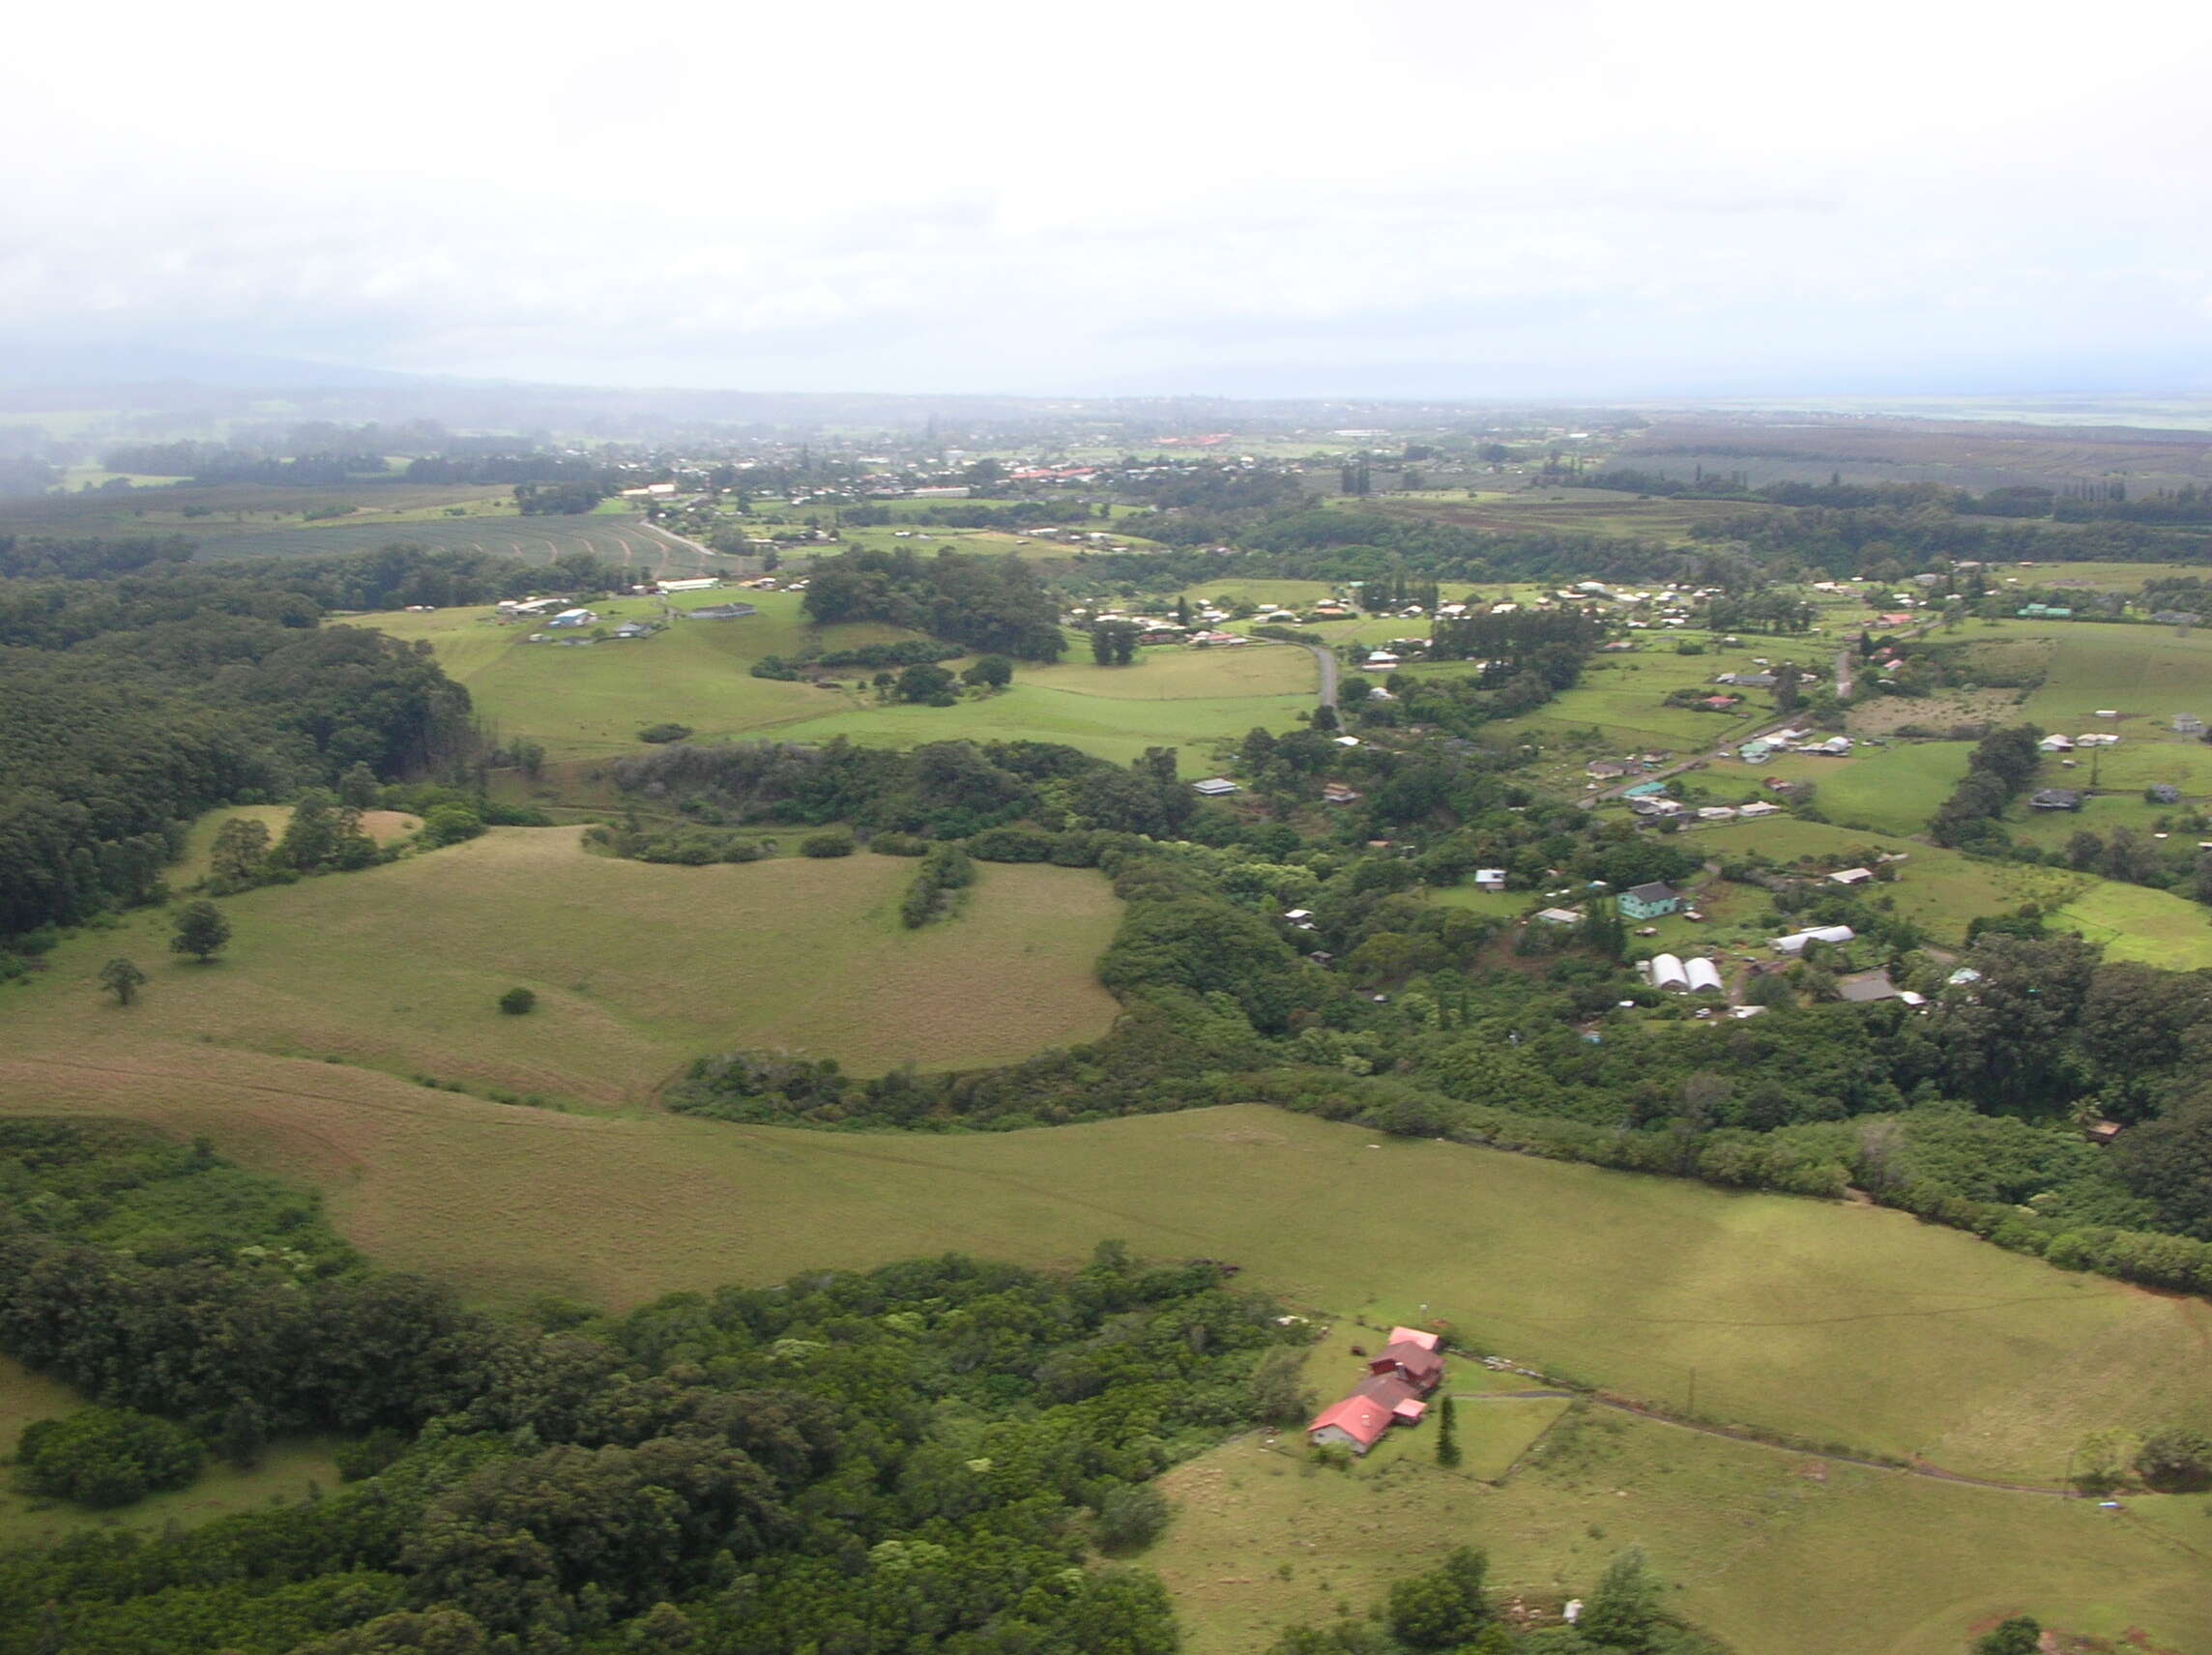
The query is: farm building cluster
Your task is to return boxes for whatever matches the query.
[1306,1326,1446,1455]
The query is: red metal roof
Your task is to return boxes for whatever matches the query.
[1387,1326,1441,1351]
[1307,1394,1394,1448]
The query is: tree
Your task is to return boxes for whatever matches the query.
[99,957,147,1005]
[169,900,231,963]
[1091,621,1142,666]
[208,816,274,892]
[337,762,381,809]
[17,1408,203,1507]
[1385,1546,1490,1648]
[1972,1617,2042,1655]
[2134,1424,2212,1491]
[498,987,538,1016]
[1095,1482,1170,1552]
[896,662,957,704]
[961,654,1013,690]
[219,1399,267,1470]
[420,804,485,847]
[1580,1547,1663,1648]
[1435,1394,1462,1467]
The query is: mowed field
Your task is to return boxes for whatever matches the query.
[0,828,1123,1105]
[1158,1407,2212,1655]
[368,591,1317,772]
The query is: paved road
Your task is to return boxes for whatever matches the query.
[1301,642,1339,708]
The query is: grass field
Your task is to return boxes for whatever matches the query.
[1698,742,1974,833]
[1488,646,1787,768]
[0,828,1122,1105]
[1156,1407,2212,1655]
[2048,879,2212,970]
[369,592,1319,773]
[0,1097,2196,1487]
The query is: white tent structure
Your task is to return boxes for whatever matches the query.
[1773,925,1854,955]
[1649,953,1689,991]
[1684,957,1724,994]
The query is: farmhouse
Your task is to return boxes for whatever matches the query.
[1619,882,1682,919]
[1306,1326,1444,1455]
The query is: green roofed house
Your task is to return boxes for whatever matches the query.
[2017,603,2073,619]
[1618,882,1682,920]
[1620,780,1668,798]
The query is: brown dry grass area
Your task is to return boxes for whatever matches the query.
[1846,688,2026,736]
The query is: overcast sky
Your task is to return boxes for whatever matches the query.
[7,0,2212,398]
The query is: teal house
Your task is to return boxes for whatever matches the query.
[1618,881,1683,920]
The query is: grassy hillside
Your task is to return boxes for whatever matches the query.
[0,1092,2195,1488]
[0,828,1122,1105]
[1158,1408,2212,1655]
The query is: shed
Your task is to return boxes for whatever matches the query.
[1828,867,1875,886]
[1191,777,1240,798]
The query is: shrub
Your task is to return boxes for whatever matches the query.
[869,832,929,857]
[800,831,856,858]
[17,1408,203,1508]
[498,987,537,1016]
[1094,1482,1170,1552]
[637,722,694,743]
[419,804,485,848]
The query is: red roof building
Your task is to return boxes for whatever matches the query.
[1386,1326,1441,1351]
[1307,1393,1396,1453]
[1368,1340,1445,1393]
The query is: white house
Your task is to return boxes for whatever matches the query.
[1473,869,1507,891]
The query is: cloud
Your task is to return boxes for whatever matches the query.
[4,0,2211,395]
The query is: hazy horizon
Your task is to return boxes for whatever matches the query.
[8,0,2212,402]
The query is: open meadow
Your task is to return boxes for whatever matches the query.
[0,828,1122,1106]
[1696,741,1973,833]
[368,591,1319,773]
[1156,1407,2212,1655]
[0,1095,2195,1490]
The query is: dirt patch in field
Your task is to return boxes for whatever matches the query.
[1848,690,2026,736]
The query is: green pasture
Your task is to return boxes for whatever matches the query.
[0,1094,2197,1489]
[1966,619,2212,729]
[0,827,1122,1108]
[1155,1407,2212,1655]
[1699,742,1973,833]
[2048,879,2212,969]
[368,594,1317,771]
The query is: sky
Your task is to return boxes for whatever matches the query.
[6,0,2212,399]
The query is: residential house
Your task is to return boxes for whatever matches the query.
[1306,1328,1444,1455]
[1586,761,1630,780]
[544,607,598,629]
[1735,800,1782,818]
[1618,882,1682,919]
[1191,777,1241,798]
[1696,806,1737,821]
[1473,868,1508,891]
[1837,970,1903,1003]
[2030,788,2084,810]
[1534,907,1583,926]
[1322,782,1363,805]
[2038,735,2075,752]
[1364,652,1402,670]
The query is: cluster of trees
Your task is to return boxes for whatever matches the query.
[605,737,1197,844]
[0,1120,1306,1654]
[898,841,973,927]
[749,638,962,680]
[514,479,610,514]
[1929,724,2044,849]
[801,547,1066,660]
[99,440,393,484]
